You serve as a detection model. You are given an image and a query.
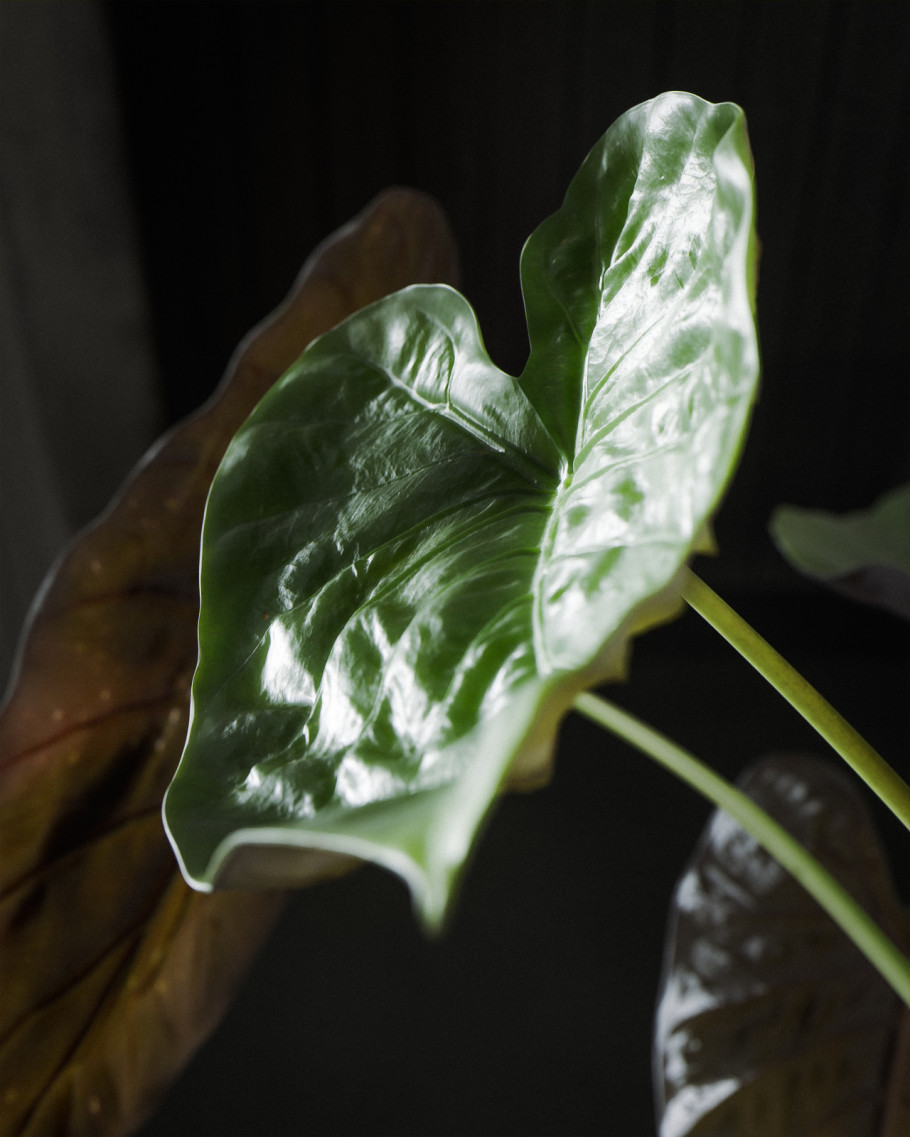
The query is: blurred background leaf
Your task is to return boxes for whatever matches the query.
[654,752,908,1136]
[771,485,910,619]
[0,188,458,1137]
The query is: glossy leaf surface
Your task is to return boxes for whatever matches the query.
[654,753,908,1137]
[0,188,458,1137]
[770,484,910,618]
[165,92,760,927]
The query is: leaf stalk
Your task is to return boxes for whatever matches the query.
[572,690,910,1004]
[683,569,910,831]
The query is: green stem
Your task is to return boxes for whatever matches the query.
[683,569,910,832]
[573,690,910,1005]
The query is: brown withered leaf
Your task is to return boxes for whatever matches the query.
[0,189,459,1137]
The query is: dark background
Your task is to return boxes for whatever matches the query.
[93,3,907,1135]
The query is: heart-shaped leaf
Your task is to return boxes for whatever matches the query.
[165,92,760,928]
[654,752,908,1137]
[0,188,458,1137]
[770,484,910,618]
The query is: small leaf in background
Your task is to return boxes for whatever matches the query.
[770,483,910,618]
[165,92,760,928]
[0,188,458,1137]
[654,752,909,1137]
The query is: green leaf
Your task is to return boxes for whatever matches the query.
[654,753,908,1137]
[770,484,910,618]
[164,92,760,927]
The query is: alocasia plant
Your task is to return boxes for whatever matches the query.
[164,94,910,1015]
[4,90,907,1137]
[163,91,761,925]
